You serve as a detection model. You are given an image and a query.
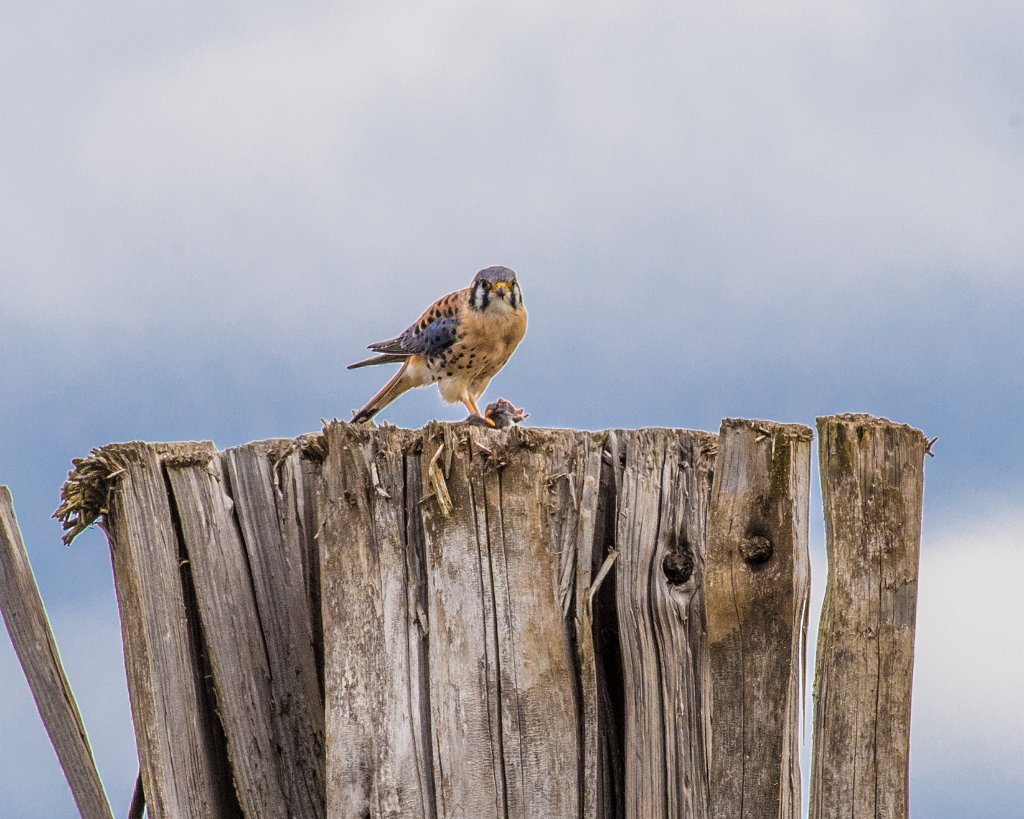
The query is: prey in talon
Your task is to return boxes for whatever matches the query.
[466,399,530,429]
[348,266,527,425]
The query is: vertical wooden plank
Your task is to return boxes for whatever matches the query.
[276,441,326,689]
[165,446,290,818]
[614,429,717,819]
[810,414,927,819]
[481,428,588,817]
[100,443,239,819]
[0,487,114,819]
[416,424,588,818]
[420,425,504,818]
[569,443,615,819]
[704,419,812,819]
[223,442,325,817]
[318,424,434,818]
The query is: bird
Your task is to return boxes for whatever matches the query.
[348,266,527,425]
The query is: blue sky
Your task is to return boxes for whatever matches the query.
[2,2,1022,816]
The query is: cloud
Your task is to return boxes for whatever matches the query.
[2,0,1021,344]
[910,509,1024,816]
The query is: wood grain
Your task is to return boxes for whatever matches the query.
[318,425,434,818]
[224,442,325,815]
[704,419,812,819]
[102,442,238,819]
[614,429,717,819]
[318,422,618,818]
[810,414,927,819]
[165,445,289,817]
[43,415,929,819]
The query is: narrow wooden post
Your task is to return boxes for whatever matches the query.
[318,425,435,817]
[93,443,239,818]
[165,440,326,818]
[0,487,113,819]
[704,419,812,819]
[223,442,326,809]
[810,414,928,819]
[613,429,717,819]
[417,424,586,818]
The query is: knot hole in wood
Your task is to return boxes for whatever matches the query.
[739,533,773,566]
[662,534,695,585]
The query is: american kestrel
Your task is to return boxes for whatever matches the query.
[348,266,527,425]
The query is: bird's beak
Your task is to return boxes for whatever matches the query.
[492,282,510,297]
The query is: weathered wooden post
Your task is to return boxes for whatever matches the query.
[318,422,724,819]
[810,414,928,819]
[613,428,717,819]
[318,422,610,818]
[166,441,324,818]
[32,413,926,819]
[91,443,239,818]
[704,419,813,819]
[0,487,113,819]
[55,438,326,819]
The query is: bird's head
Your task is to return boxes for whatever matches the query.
[470,266,523,313]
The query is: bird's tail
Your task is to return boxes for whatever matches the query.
[352,360,415,423]
[347,353,408,370]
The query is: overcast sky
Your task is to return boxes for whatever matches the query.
[2,2,1022,816]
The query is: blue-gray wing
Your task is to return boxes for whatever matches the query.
[368,317,458,356]
[366,289,464,358]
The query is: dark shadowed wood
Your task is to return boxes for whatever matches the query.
[0,487,113,819]
[704,419,812,819]
[101,443,238,819]
[274,443,326,691]
[810,414,927,819]
[614,429,717,819]
[224,442,325,816]
[567,440,617,819]
[165,445,290,817]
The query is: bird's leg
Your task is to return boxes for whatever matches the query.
[463,398,496,427]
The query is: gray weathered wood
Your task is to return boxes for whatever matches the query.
[0,486,114,819]
[224,442,325,815]
[704,419,812,819]
[318,425,434,817]
[166,445,291,817]
[46,415,928,819]
[810,414,928,819]
[418,424,591,818]
[59,438,327,819]
[100,443,238,819]
[614,429,717,819]
[318,422,611,818]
